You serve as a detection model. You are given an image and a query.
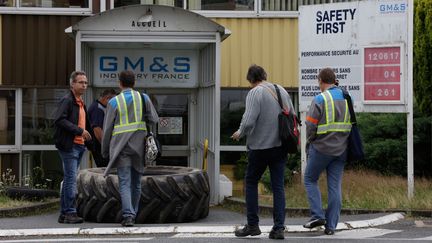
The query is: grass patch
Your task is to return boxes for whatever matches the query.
[0,195,59,217]
[0,195,37,208]
[233,169,432,210]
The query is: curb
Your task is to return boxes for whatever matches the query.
[0,213,404,237]
[223,197,432,218]
[0,198,59,218]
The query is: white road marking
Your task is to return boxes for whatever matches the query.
[317,228,402,238]
[172,228,403,240]
[0,237,154,242]
[0,213,405,237]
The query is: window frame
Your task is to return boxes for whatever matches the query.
[0,88,20,152]
[0,0,92,15]
[192,0,299,18]
[106,0,300,18]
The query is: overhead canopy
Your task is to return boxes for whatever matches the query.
[69,4,230,41]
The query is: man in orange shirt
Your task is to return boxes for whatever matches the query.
[54,71,94,224]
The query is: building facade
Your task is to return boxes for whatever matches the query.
[0,0,347,200]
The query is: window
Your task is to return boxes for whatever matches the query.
[220,88,299,147]
[0,90,15,145]
[220,89,248,146]
[22,151,63,189]
[114,0,183,8]
[0,0,90,13]
[0,154,20,186]
[113,0,254,11]
[19,0,88,7]
[0,0,13,7]
[22,88,67,145]
[189,0,253,11]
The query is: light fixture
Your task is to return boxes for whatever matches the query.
[138,9,153,23]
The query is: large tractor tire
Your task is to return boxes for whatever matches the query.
[76,166,210,223]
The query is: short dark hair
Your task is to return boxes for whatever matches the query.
[100,89,117,98]
[119,70,135,88]
[69,71,86,86]
[246,64,267,83]
[318,68,336,84]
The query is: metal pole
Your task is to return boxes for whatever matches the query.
[407,0,414,199]
[300,111,307,181]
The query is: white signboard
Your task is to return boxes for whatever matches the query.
[158,117,183,135]
[93,49,199,88]
[299,0,408,112]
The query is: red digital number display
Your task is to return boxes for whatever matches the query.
[364,46,401,102]
[364,85,400,100]
[364,47,400,65]
[364,66,400,83]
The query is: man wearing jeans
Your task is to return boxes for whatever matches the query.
[54,71,93,224]
[231,65,295,240]
[303,68,351,235]
[102,70,158,227]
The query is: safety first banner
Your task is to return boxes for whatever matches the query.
[299,0,408,112]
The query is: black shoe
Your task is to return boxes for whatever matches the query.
[324,228,335,235]
[303,218,326,229]
[58,214,65,223]
[63,213,83,224]
[234,224,261,237]
[121,216,135,227]
[269,228,285,239]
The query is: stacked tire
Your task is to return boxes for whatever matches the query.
[76,166,210,223]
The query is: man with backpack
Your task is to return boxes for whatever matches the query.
[231,64,296,240]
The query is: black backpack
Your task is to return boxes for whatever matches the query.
[274,85,301,154]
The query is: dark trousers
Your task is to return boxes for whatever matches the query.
[245,146,287,230]
[92,141,108,167]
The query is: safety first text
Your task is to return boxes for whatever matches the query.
[316,8,356,34]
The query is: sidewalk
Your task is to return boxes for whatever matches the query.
[0,199,405,238]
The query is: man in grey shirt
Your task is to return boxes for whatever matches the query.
[232,64,295,240]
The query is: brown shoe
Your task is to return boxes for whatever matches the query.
[63,213,83,224]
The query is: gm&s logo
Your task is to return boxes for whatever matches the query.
[100,56,190,72]
[379,3,407,14]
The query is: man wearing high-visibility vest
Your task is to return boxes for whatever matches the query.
[303,68,352,236]
[102,70,159,227]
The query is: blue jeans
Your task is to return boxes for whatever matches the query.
[304,144,347,230]
[58,144,85,215]
[117,166,142,219]
[245,146,287,230]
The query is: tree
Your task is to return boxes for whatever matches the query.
[414,0,432,116]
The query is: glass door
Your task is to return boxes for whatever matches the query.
[148,93,190,167]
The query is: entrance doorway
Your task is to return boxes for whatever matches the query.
[92,88,194,167]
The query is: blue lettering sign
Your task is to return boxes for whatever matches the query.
[150,57,168,72]
[173,57,190,72]
[125,57,144,71]
[379,3,406,13]
[100,56,117,71]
